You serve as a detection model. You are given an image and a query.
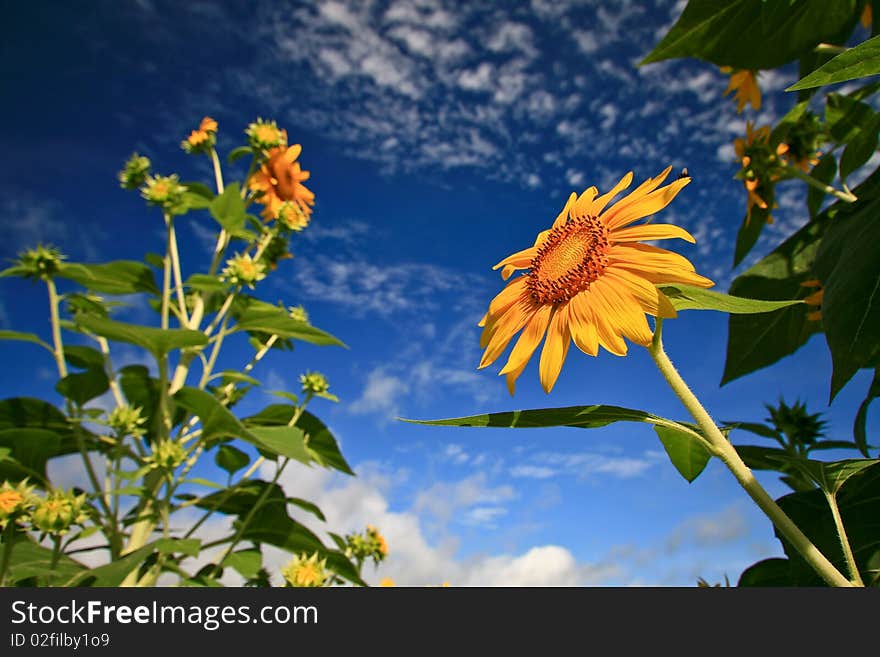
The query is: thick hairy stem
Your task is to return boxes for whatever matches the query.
[648,319,854,587]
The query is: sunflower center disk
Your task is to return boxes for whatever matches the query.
[527,216,609,304]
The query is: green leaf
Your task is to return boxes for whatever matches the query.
[66,543,157,586]
[247,425,311,464]
[720,169,880,385]
[0,428,61,484]
[738,557,793,586]
[196,480,364,585]
[181,181,215,210]
[654,425,712,483]
[0,330,52,352]
[210,370,261,386]
[813,177,880,399]
[788,33,880,90]
[641,0,859,70]
[227,146,253,164]
[405,405,698,436]
[215,444,250,475]
[156,537,202,558]
[659,284,803,314]
[854,367,879,457]
[56,368,109,406]
[772,462,880,585]
[185,274,228,294]
[288,497,327,522]
[173,387,251,443]
[0,397,88,462]
[840,111,880,181]
[209,183,249,237]
[118,365,160,437]
[223,549,262,579]
[74,314,208,358]
[802,458,880,494]
[733,205,772,267]
[734,445,797,471]
[234,307,347,348]
[1,536,86,585]
[725,421,780,441]
[56,261,159,296]
[826,92,876,145]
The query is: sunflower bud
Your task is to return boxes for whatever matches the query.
[31,489,88,536]
[108,405,147,438]
[0,480,36,530]
[277,201,309,232]
[281,552,327,587]
[299,371,336,401]
[288,305,309,323]
[141,174,187,213]
[245,118,287,152]
[344,524,389,565]
[221,253,267,289]
[11,244,66,281]
[118,153,151,190]
[145,440,187,471]
[181,116,219,154]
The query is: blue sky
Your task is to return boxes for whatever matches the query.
[1,0,876,585]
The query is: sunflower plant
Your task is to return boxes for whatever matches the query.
[0,117,390,587]
[412,0,880,588]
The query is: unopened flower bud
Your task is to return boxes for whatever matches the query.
[246,118,287,152]
[31,489,88,535]
[221,253,267,289]
[145,440,187,471]
[281,552,327,587]
[118,153,151,190]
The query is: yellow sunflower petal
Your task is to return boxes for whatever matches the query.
[603,267,677,319]
[505,360,529,396]
[572,186,598,218]
[611,223,696,244]
[493,246,538,272]
[581,171,634,217]
[568,295,599,356]
[592,279,653,347]
[580,287,627,356]
[500,304,553,375]
[602,177,690,231]
[551,192,578,229]
[538,308,571,393]
[479,300,535,367]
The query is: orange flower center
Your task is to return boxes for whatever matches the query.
[255,124,281,143]
[269,154,303,201]
[0,490,23,513]
[528,216,609,304]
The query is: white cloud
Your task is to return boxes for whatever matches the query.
[349,368,409,417]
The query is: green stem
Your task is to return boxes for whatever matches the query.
[167,217,190,326]
[161,215,173,330]
[784,164,858,203]
[648,319,854,587]
[0,522,17,586]
[824,490,864,586]
[48,535,62,583]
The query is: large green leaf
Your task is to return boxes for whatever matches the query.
[738,557,794,586]
[722,168,880,385]
[55,345,109,406]
[196,480,363,585]
[118,365,161,440]
[813,176,880,399]
[234,306,347,348]
[215,444,250,476]
[840,111,880,181]
[826,92,875,145]
[654,426,712,483]
[248,425,311,464]
[801,458,880,494]
[788,33,880,90]
[772,462,880,585]
[56,260,159,295]
[641,0,859,70]
[733,204,773,267]
[404,404,698,436]
[0,330,52,353]
[243,405,353,475]
[658,284,803,314]
[222,549,262,579]
[0,428,60,483]
[209,183,251,238]
[181,181,215,210]
[74,314,208,358]
[66,543,158,586]
[173,387,251,443]
[0,536,87,585]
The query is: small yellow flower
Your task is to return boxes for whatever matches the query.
[221,253,267,288]
[0,480,36,529]
[199,117,218,133]
[282,552,328,587]
[182,117,218,154]
[378,577,396,587]
[721,67,761,114]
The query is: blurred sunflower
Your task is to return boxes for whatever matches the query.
[249,144,315,222]
[479,167,713,394]
[721,67,761,114]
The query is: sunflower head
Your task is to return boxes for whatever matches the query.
[221,252,267,289]
[479,167,713,395]
[11,244,66,281]
[246,118,288,151]
[31,489,88,536]
[181,116,218,154]
[248,144,315,223]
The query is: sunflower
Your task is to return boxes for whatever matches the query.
[248,144,315,222]
[478,167,713,394]
[721,67,761,114]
